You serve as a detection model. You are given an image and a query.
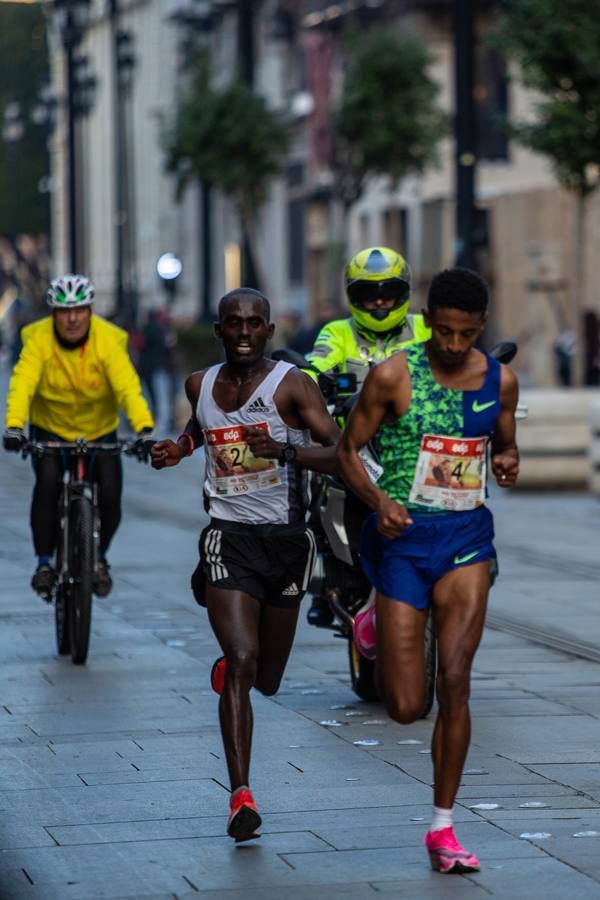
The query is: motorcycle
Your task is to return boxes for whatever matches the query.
[273,341,521,713]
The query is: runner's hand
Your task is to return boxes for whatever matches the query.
[376,496,413,539]
[243,426,281,460]
[491,453,518,488]
[151,439,185,469]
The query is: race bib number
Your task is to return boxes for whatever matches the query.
[204,422,281,496]
[408,434,487,511]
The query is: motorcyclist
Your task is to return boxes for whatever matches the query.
[305,246,431,625]
[305,245,430,389]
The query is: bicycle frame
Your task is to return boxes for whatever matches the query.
[56,455,100,594]
[22,438,135,663]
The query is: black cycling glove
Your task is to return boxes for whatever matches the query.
[3,428,25,453]
[132,427,155,462]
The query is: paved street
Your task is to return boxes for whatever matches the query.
[2,394,600,898]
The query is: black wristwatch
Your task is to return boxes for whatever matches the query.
[278,443,298,466]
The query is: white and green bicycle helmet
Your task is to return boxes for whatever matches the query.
[47,274,95,308]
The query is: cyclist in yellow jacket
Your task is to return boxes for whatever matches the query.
[305,246,431,625]
[3,274,154,599]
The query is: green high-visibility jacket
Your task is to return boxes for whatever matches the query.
[304,314,431,387]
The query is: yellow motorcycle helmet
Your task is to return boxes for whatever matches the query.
[345,246,411,333]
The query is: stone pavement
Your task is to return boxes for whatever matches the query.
[2,402,600,897]
[490,487,600,653]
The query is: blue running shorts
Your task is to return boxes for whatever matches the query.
[360,505,496,610]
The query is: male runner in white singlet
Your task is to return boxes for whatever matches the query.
[151,289,339,841]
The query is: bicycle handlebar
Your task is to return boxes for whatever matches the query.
[22,438,138,458]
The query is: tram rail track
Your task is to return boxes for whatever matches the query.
[486,613,600,665]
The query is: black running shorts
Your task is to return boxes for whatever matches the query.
[191,518,317,609]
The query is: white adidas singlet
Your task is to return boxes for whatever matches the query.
[197,360,311,524]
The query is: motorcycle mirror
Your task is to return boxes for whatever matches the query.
[489,341,517,364]
[271,348,308,368]
[317,371,337,399]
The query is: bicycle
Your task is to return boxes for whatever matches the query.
[21,437,144,665]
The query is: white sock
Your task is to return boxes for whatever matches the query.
[430,805,453,833]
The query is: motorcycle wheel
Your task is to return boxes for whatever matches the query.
[348,610,437,716]
[348,639,379,702]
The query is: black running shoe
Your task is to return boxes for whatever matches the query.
[31,564,55,602]
[93,560,113,597]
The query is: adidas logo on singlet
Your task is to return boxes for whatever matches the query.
[246,396,272,413]
[282,582,299,596]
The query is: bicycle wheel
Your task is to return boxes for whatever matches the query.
[68,494,94,664]
[421,609,437,718]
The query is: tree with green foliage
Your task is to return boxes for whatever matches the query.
[334,31,447,210]
[164,52,289,290]
[495,0,600,383]
[0,4,50,237]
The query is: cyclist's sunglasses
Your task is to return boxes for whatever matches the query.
[347,279,410,307]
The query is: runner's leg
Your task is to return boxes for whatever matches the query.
[430,561,490,809]
[376,593,428,722]
[207,586,261,791]
[255,604,301,696]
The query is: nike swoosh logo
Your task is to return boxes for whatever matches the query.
[453,550,480,565]
[472,400,496,413]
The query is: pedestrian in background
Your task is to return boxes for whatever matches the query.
[553,328,576,386]
[138,309,177,430]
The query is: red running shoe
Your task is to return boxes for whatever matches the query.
[424,826,481,873]
[227,786,262,842]
[210,656,227,695]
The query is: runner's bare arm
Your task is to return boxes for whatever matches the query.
[151,371,205,470]
[337,358,413,537]
[490,365,519,488]
[245,369,340,474]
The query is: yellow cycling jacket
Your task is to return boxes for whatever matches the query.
[5,315,154,440]
[304,314,431,385]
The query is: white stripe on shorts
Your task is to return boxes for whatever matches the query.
[205,528,229,582]
[301,528,317,591]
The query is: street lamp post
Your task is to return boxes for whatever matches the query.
[454,0,477,271]
[48,0,91,273]
[108,0,137,323]
[2,102,25,237]
[169,0,215,323]
[237,0,259,289]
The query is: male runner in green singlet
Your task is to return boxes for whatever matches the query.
[337,268,519,873]
[305,246,430,626]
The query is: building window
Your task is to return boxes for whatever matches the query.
[383,208,409,258]
[420,200,443,280]
[288,199,305,284]
[287,162,305,285]
[287,162,304,189]
[356,213,369,248]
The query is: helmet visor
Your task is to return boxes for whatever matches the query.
[347,278,410,309]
